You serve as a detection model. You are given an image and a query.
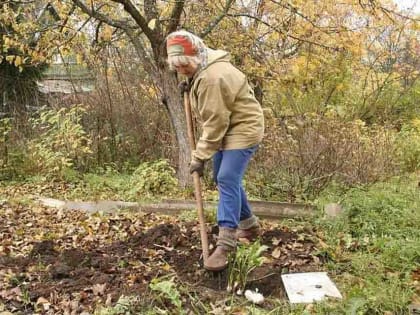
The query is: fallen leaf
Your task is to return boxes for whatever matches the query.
[318,239,329,249]
[412,268,420,281]
[271,247,281,259]
[162,264,172,271]
[272,238,281,246]
[292,242,303,249]
[261,256,273,264]
[148,18,156,30]
[36,297,51,310]
[36,297,49,304]
[312,255,321,264]
[105,293,112,306]
[153,244,174,251]
[0,287,22,301]
[305,303,314,312]
[209,306,226,315]
[231,307,248,315]
[237,237,251,245]
[92,283,106,296]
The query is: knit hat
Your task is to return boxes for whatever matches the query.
[166,35,197,57]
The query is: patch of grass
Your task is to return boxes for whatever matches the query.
[0,165,179,202]
[178,207,216,223]
[74,172,133,201]
[94,295,147,315]
[314,174,420,314]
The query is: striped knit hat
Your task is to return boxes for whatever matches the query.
[167,35,197,57]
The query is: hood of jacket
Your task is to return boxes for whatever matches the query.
[192,49,230,80]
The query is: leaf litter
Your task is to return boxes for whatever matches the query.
[0,184,325,313]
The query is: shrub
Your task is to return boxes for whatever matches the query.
[248,112,399,201]
[0,117,12,178]
[24,106,92,178]
[395,119,420,172]
[129,159,178,197]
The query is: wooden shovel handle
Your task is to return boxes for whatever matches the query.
[183,91,209,262]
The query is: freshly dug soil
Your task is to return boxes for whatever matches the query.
[0,206,323,314]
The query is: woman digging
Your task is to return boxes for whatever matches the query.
[166,30,265,271]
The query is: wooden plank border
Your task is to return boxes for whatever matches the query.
[39,198,314,219]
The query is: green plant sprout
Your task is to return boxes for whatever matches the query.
[227,241,268,294]
[149,275,184,314]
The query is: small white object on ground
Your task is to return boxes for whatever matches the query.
[244,289,264,304]
[281,272,342,303]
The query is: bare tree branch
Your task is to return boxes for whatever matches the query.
[269,0,320,29]
[59,2,76,33]
[227,13,340,51]
[125,29,158,76]
[57,15,92,47]
[0,0,36,4]
[95,21,103,45]
[111,0,157,44]
[199,0,235,38]
[167,0,185,34]
[144,0,158,21]
[71,0,133,30]
[378,4,420,22]
[269,0,374,35]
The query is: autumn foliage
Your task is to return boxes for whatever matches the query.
[1,0,420,196]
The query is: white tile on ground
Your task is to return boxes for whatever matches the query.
[281,272,342,303]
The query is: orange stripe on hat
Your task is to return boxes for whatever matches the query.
[167,35,197,56]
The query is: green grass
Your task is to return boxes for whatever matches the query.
[314,174,420,314]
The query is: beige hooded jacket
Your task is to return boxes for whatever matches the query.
[189,49,264,161]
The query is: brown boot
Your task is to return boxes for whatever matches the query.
[236,215,260,242]
[204,227,236,271]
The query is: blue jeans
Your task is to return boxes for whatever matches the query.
[212,145,258,228]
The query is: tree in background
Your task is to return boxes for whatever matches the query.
[192,0,420,121]
[61,0,236,187]
[2,0,419,187]
[0,1,65,113]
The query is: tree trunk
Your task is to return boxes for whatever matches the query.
[69,0,193,186]
[127,34,191,187]
[156,65,191,188]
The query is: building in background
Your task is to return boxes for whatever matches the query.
[37,54,95,105]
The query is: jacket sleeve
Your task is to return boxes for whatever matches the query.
[192,81,232,161]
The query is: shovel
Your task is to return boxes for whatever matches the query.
[183,90,209,263]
